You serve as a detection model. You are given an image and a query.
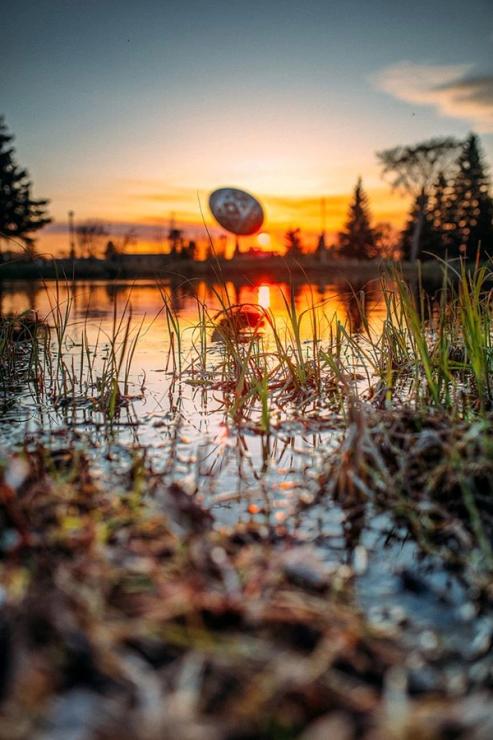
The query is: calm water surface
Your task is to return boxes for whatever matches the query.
[1,278,480,654]
[2,277,388,514]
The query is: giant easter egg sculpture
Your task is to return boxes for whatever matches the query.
[209,188,264,236]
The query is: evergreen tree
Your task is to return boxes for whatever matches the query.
[185,239,197,260]
[104,240,118,260]
[400,197,436,260]
[374,222,398,260]
[0,116,51,246]
[377,137,460,262]
[338,178,377,260]
[400,173,450,260]
[447,134,493,259]
[314,231,328,262]
[284,228,303,258]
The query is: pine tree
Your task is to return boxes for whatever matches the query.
[447,134,493,259]
[338,178,377,260]
[377,137,460,262]
[284,228,303,258]
[400,173,450,260]
[0,116,51,246]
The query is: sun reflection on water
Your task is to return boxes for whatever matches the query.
[257,284,271,309]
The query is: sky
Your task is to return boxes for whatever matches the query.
[2,0,493,255]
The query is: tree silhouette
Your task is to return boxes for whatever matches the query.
[374,222,398,260]
[181,239,197,260]
[75,220,108,258]
[104,240,118,260]
[338,178,377,260]
[400,173,450,260]
[314,231,328,262]
[377,137,460,262]
[427,172,453,256]
[447,134,493,259]
[284,228,303,258]
[0,116,51,247]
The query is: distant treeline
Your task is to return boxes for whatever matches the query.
[322,133,492,263]
[1,112,492,265]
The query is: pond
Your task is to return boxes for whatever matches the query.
[1,273,487,680]
[0,276,388,498]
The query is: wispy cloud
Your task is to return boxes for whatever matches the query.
[373,62,493,133]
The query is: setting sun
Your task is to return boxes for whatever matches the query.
[257,232,271,248]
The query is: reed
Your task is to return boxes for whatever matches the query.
[2,259,493,432]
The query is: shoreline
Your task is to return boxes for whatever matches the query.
[0,255,445,284]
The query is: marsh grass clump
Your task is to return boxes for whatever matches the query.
[0,310,46,394]
[210,303,265,343]
[319,405,493,576]
[38,283,146,422]
[0,282,149,431]
[391,264,492,411]
[320,261,493,415]
[180,288,351,428]
[172,260,493,429]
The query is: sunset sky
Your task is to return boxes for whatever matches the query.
[2,0,492,255]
